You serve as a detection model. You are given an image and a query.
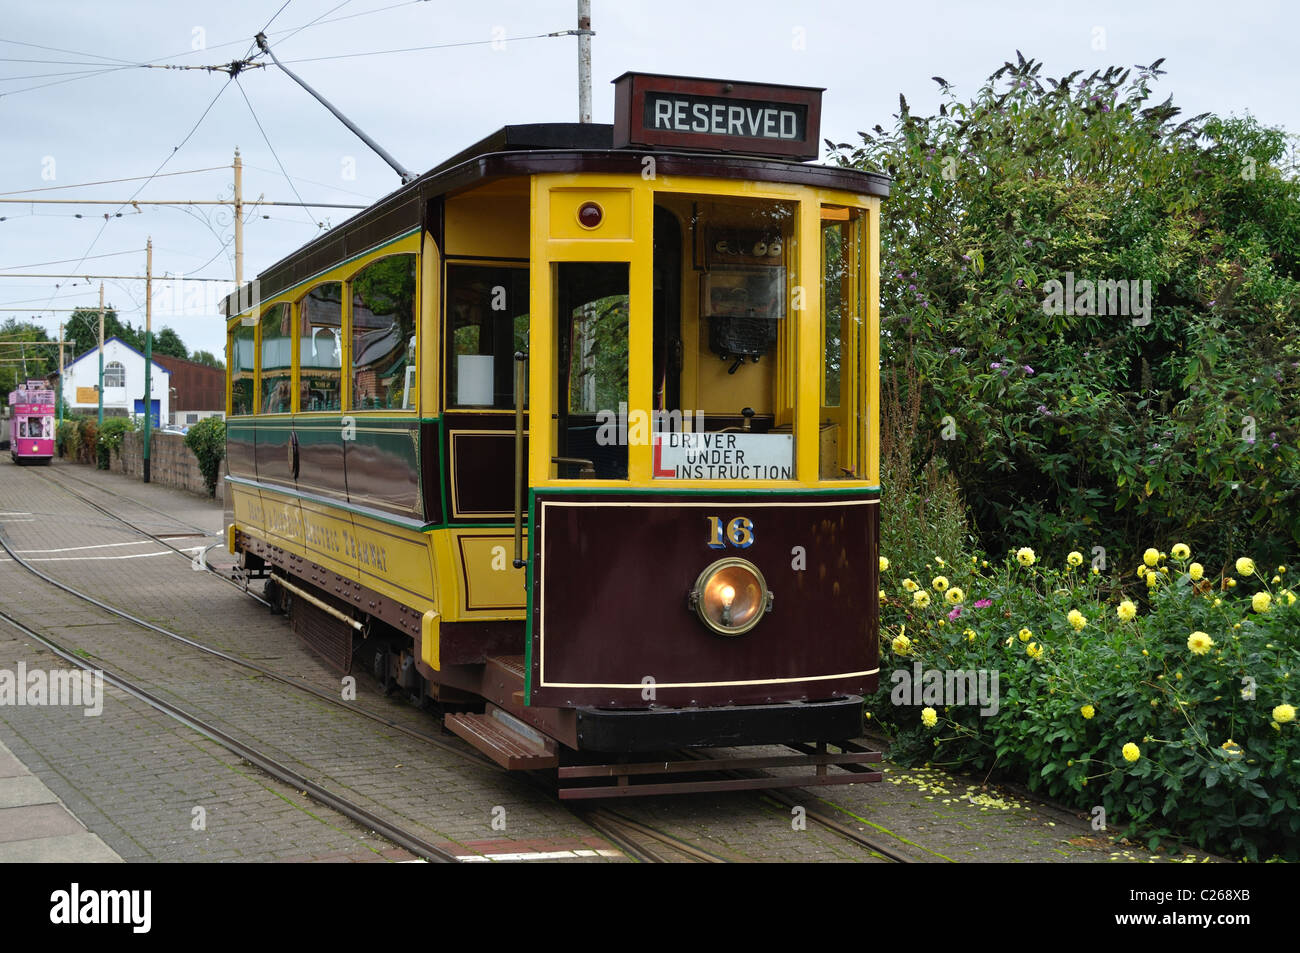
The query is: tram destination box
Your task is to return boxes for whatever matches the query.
[612,72,823,161]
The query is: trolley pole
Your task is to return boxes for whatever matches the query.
[143,238,153,483]
[234,147,244,286]
[97,283,105,428]
[577,0,592,123]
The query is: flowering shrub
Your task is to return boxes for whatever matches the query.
[830,54,1300,566]
[873,545,1299,860]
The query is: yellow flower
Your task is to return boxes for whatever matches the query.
[1018,627,1033,642]
[1145,572,1159,589]
[1136,564,1147,578]
[879,556,890,572]
[1274,704,1296,724]
[1279,565,1287,574]
[1189,562,1204,581]
[902,578,919,592]
[932,575,950,592]
[1016,547,1036,567]
[1122,742,1141,763]
[963,628,977,643]
[945,586,965,605]
[891,634,911,656]
[1143,548,1160,567]
[921,707,938,728]
[1187,631,1214,655]
[1213,597,1222,607]
[879,589,887,603]
[1067,609,1087,631]
[1252,592,1271,614]
[1226,577,1237,588]
[1080,704,1095,720]
[1117,600,1137,622]
[912,590,931,609]
[934,556,946,567]
[1067,551,1083,567]
[1026,641,1043,660]
[1273,575,1282,584]
[1159,567,1169,575]
[1171,543,1190,560]
[1220,739,1243,758]
[1236,557,1256,577]
[1283,590,1297,606]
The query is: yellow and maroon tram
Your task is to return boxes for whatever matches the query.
[223,73,889,796]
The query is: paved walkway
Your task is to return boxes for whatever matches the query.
[0,737,121,862]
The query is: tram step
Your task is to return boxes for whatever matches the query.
[445,709,559,771]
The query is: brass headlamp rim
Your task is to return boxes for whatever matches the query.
[689,556,773,637]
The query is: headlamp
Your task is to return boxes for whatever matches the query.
[688,557,773,637]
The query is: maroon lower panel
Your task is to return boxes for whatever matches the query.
[529,491,880,708]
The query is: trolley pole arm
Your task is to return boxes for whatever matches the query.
[254,33,417,185]
[513,352,527,569]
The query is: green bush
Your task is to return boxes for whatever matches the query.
[56,418,81,459]
[74,418,98,464]
[184,417,225,497]
[95,417,135,469]
[875,544,1299,860]
[831,55,1300,570]
[879,356,976,571]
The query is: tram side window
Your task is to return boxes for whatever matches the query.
[556,262,630,479]
[260,303,293,414]
[229,323,255,415]
[820,206,865,480]
[445,265,529,409]
[351,255,417,411]
[299,283,343,412]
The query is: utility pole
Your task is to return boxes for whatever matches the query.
[97,283,105,427]
[57,322,64,428]
[578,0,592,123]
[143,238,153,483]
[234,147,244,286]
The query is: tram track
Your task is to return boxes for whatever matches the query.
[0,604,460,863]
[0,472,713,863]
[5,464,922,863]
[30,465,269,606]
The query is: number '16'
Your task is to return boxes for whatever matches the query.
[707,516,754,549]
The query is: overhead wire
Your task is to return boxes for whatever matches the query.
[282,31,563,65]
[234,76,321,230]
[0,166,230,197]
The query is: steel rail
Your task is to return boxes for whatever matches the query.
[0,605,460,863]
[0,522,494,771]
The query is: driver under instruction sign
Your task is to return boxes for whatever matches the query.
[653,432,794,480]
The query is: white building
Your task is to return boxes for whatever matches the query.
[61,337,171,424]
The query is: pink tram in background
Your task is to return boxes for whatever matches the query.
[7,380,55,465]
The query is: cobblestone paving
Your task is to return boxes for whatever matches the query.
[0,460,1228,863]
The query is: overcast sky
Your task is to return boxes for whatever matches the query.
[2,0,1295,359]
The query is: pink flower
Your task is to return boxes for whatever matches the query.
[973,599,993,609]
[947,606,962,621]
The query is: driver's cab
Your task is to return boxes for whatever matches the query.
[529,177,876,492]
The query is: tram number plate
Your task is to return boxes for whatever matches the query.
[653,432,793,481]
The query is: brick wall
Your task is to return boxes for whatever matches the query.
[111,431,227,504]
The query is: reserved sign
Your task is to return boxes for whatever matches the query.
[613,73,822,161]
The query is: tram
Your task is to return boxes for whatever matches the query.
[8,380,55,465]
[223,73,889,796]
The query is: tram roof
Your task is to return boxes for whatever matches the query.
[225,122,890,316]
